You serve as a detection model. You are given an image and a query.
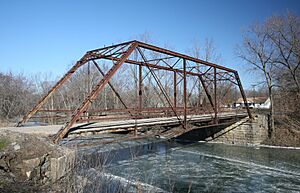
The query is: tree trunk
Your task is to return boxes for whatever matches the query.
[268,84,275,138]
[291,70,300,93]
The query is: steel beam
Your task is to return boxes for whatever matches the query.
[138,64,142,112]
[234,72,252,119]
[98,56,207,77]
[214,67,218,123]
[53,42,138,143]
[183,59,187,129]
[19,40,251,144]
[92,60,133,116]
[136,47,185,128]
[198,75,215,111]
[135,41,236,73]
[17,53,90,126]
[173,72,177,108]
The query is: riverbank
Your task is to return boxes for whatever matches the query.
[262,125,300,147]
[0,130,75,193]
[0,129,176,193]
[0,125,300,192]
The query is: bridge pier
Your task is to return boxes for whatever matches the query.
[178,114,268,146]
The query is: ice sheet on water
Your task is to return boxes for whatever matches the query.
[106,143,300,193]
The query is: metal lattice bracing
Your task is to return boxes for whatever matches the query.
[17,40,252,143]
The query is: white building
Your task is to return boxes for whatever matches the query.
[234,97,270,109]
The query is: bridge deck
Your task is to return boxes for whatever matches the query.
[1,112,247,137]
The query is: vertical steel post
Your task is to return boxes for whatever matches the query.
[173,71,177,108]
[92,60,132,115]
[139,64,142,113]
[183,59,187,129]
[87,61,90,123]
[214,67,218,123]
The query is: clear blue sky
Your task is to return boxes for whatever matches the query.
[1,0,300,89]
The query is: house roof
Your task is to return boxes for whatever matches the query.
[236,97,268,103]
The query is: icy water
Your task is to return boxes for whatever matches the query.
[101,141,300,193]
[71,137,300,193]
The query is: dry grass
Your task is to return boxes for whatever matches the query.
[263,116,300,147]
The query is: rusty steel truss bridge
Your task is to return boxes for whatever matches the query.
[16,40,252,143]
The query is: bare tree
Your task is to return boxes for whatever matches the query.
[0,72,36,121]
[237,12,300,137]
[266,13,300,93]
[237,22,276,136]
[188,38,222,63]
[187,38,223,107]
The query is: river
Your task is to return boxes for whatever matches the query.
[72,138,300,193]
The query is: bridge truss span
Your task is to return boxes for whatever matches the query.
[17,40,252,143]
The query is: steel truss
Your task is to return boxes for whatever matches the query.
[17,40,252,143]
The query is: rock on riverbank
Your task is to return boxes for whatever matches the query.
[0,130,75,192]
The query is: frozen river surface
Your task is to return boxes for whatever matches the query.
[72,136,300,193]
[104,142,300,193]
